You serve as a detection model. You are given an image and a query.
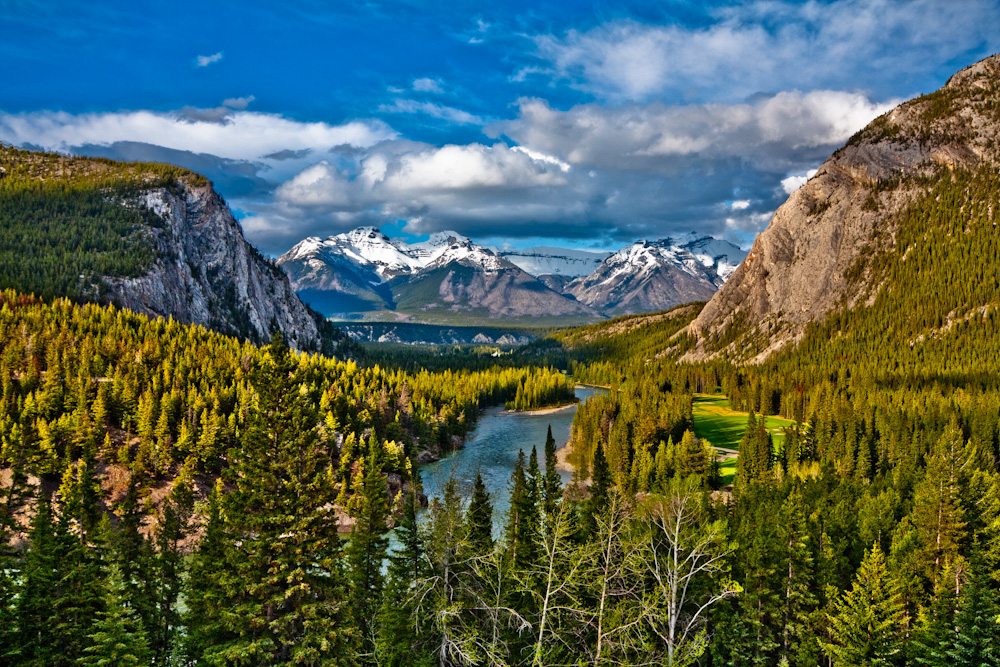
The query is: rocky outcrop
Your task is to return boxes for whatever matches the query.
[107,181,324,350]
[686,53,1000,362]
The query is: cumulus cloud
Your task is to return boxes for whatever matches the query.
[489,91,896,172]
[195,52,224,67]
[781,169,819,194]
[0,86,894,253]
[531,0,1000,102]
[0,108,396,162]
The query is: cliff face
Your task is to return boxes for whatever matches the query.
[106,181,323,350]
[687,53,1000,362]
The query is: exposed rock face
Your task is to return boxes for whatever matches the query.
[108,182,323,349]
[687,53,1000,361]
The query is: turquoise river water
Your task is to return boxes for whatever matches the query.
[418,384,605,523]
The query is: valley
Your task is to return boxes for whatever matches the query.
[2,36,1000,667]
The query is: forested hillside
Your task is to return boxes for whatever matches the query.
[537,57,1000,666]
[0,290,578,665]
[0,144,334,351]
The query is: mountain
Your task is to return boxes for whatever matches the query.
[279,227,600,323]
[566,236,746,316]
[497,246,611,277]
[686,53,1000,362]
[0,144,334,351]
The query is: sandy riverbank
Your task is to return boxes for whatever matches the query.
[499,402,578,416]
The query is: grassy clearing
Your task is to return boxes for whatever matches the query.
[693,394,798,486]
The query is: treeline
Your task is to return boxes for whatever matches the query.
[504,370,575,411]
[0,144,198,303]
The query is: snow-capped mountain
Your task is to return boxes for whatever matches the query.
[497,247,611,277]
[278,226,745,322]
[566,236,747,316]
[277,227,600,322]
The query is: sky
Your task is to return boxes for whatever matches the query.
[1,0,998,254]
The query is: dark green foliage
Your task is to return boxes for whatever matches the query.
[81,563,152,667]
[466,472,494,553]
[0,144,199,303]
[347,444,391,661]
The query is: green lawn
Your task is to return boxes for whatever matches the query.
[692,394,798,486]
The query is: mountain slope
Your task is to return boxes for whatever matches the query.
[498,246,611,277]
[687,53,1000,362]
[279,227,601,323]
[0,144,331,351]
[568,237,745,316]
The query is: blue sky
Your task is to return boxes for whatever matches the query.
[2,0,998,253]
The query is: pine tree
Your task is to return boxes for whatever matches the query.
[542,425,562,519]
[347,444,391,661]
[466,471,494,553]
[81,563,152,667]
[820,543,905,667]
[207,333,354,666]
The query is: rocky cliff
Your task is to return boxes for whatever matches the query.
[109,182,324,350]
[0,145,329,351]
[687,53,1000,362]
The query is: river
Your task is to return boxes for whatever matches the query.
[418,384,606,524]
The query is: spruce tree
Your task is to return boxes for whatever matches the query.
[346,444,391,661]
[208,333,354,666]
[943,559,1000,667]
[466,471,494,553]
[378,478,426,667]
[81,563,152,667]
[820,542,905,667]
[542,425,562,519]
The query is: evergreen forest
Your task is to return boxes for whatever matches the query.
[3,148,1000,667]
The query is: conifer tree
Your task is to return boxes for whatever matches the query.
[378,478,426,667]
[943,559,1000,667]
[81,563,152,667]
[347,444,391,661]
[466,471,494,553]
[542,425,562,519]
[208,333,354,666]
[11,496,60,666]
[821,543,905,667]
[508,449,540,568]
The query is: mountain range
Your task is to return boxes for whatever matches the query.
[277,227,746,323]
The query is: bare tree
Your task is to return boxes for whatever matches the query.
[639,478,740,667]
[412,480,528,667]
[583,490,649,666]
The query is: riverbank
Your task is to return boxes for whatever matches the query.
[499,401,578,416]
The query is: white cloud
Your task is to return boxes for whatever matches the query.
[491,91,896,171]
[195,52,224,67]
[531,0,1000,102]
[378,99,484,125]
[222,95,255,110]
[0,109,396,162]
[781,169,819,194]
[731,200,750,210]
[412,77,444,93]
